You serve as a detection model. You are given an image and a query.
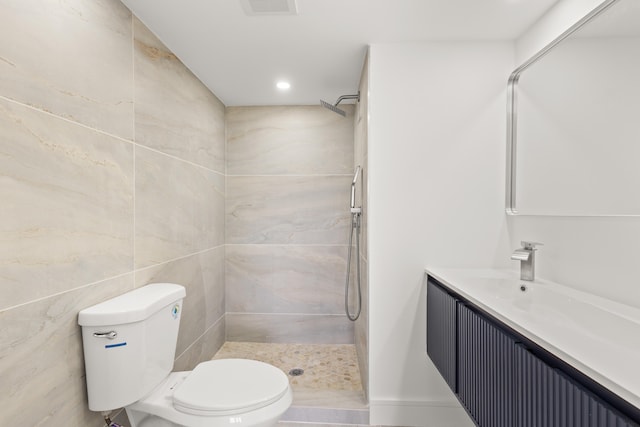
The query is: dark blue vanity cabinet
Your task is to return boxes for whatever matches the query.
[514,345,637,427]
[426,276,640,427]
[426,279,458,391]
[458,303,518,427]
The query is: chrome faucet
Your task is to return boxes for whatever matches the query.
[511,241,543,281]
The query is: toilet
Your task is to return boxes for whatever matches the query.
[78,283,292,427]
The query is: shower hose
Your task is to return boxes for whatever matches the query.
[345,211,362,321]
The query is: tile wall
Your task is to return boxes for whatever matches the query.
[226,106,356,344]
[354,54,370,399]
[0,1,225,425]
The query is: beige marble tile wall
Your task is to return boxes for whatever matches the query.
[226,106,355,343]
[354,54,370,399]
[0,2,225,425]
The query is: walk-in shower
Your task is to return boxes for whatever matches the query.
[345,166,362,321]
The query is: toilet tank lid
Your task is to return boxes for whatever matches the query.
[78,283,186,326]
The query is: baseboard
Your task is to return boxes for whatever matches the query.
[369,399,474,427]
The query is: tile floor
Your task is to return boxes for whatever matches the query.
[212,342,369,424]
[213,342,362,391]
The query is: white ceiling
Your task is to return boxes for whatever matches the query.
[120,0,560,106]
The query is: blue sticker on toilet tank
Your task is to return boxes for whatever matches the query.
[105,342,127,349]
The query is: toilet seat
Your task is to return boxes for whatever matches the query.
[173,359,290,416]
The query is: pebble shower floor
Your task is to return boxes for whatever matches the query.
[212,342,363,392]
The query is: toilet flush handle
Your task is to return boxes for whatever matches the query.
[93,331,118,339]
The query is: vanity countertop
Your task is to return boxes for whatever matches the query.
[425,268,640,410]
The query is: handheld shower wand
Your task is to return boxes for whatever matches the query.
[320,92,360,117]
[351,165,361,212]
[345,166,362,321]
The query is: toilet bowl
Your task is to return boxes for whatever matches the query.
[127,359,292,427]
[78,284,292,427]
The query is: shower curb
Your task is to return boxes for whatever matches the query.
[281,406,369,425]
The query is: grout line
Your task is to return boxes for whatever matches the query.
[134,245,225,276]
[0,271,135,314]
[224,243,351,247]
[132,13,137,280]
[0,94,135,143]
[131,12,135,141]
[222,342,359,349]
[0,97,223,179]
[224,105,228,257]
[0,246,225,314]
[134,143,225,177]
[227,174,352,178]
[226,312,349,317]
[175,313,225,361]
[132,143,137,276]
[0,97,223,178]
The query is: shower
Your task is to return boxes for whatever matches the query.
[320,92,360,117]
[345,166,362,321]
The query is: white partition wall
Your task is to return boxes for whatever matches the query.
[367,41,514,426]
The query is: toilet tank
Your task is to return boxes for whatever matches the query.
[78,283,186,412]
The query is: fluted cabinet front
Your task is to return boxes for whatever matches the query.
[458,304,517,427]
[515,345,638,427]
[426,279,458,391]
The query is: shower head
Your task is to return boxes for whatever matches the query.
[320,92,360,117]
[320,99,347,117]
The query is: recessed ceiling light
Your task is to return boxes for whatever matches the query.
[276,81,291,90]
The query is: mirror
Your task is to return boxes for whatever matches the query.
[506,0,640,216]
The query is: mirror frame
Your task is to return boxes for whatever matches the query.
[506,0,622,216]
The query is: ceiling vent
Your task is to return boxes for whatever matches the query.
[240,0,298,15]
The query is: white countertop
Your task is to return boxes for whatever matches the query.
[425,268,640,410]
